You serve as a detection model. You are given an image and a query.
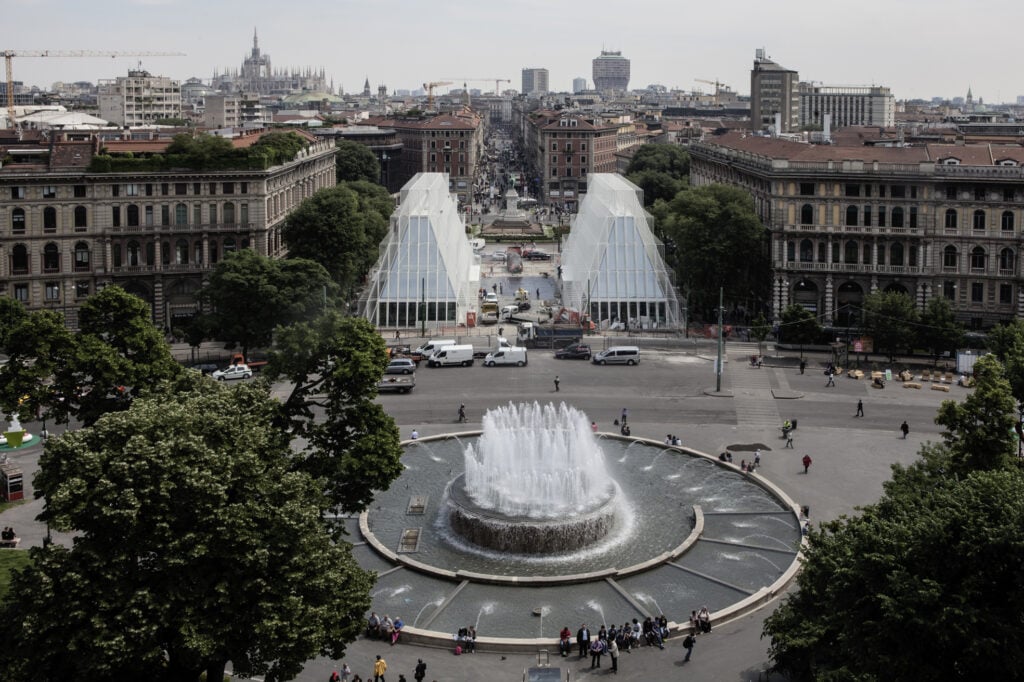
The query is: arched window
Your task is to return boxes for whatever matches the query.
[877,242,886,265]
[786,241,795,261]
[127,204,140,227]
[74,205,87,229]
[223,237,237,254]
[890,243,904,266]
[43,207,57,231]
[943,245,958,268]
[12,244,29,273]
[43,243,60,272]
[127,240,141,266]
[973,209,986,230]
[176,239,189,264]
[799,239,813,262]
[175,203,188,225]
[846,205,858,226]
[945,208,958,229]
[800,204,813,225]
[1000,248,1015,272]
[970,246,986,270]
[11,208,25,233]
[1002,210,1015,231]
[223,202,235,225]
[74,242,90,271]
[891,207,904,228]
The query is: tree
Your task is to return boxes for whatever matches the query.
[861,290,918,362]
[624,169,685,204]
[0,296,27,351]
[652,184,769,321]
[267,312,404,513]
[935,353,1017,474]
[281,184,392,295]
[625,144,689,207]
[986,319,1024,410]
[779,304,821,358]
[200,250,336,358]
[0,310,76,423]
[336,139,381,183]
[0,378,374,682]
[750,313,772,354]
[917,297,964,363]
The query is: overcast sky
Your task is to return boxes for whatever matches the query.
[6,0,1019,102]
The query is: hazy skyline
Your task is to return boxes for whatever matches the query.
[5,0,1020,103]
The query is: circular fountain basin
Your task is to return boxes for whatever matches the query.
[446,473,620,554]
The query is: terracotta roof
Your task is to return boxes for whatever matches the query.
[49,141,93,169]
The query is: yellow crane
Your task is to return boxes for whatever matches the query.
[694,78,731,104]
[422,81,453,111]
[3,50,186,128]
[443,78,512,96]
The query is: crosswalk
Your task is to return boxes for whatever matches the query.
[727,343,782,429]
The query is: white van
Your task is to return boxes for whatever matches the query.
[483,346,528,367]
[414,339,455,361]
[500,304,519,320]
[427,344,475,367]
[592,346,641,366]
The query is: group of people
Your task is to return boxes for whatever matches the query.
[664,435,682,446]
[562,616,676,672]
[453,625,477,653]
[365,612,404,646]
[0,526,17,547]
[331,655,428,682]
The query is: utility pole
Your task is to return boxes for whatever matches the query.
[420,277,426,337]
[715,287,724,393]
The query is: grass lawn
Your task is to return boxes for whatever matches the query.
[0,498,27,515]
[0,549,32,599]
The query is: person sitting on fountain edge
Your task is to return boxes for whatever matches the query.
[366,612,382,639]
[559,626,573,657]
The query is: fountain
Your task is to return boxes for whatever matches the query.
[445,402,621,554]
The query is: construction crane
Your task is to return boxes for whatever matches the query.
[422,81,453,111]
[694,78,731,104]
[443,78,512,96]
[3,50,186,129]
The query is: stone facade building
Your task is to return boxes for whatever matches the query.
[0,130,335,329]
[689,131,1024,329]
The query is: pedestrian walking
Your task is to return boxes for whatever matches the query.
[855,399,864,417]
[341,663,351,681]
[373,655,387,682]
[826,371,835,387]
[554,375,560,392]
[536,288,541,300]
[754,450,761,468]
[802,454,812,474]
[785,432,794,448]
[799,359,806,374]
[414,658,426,682]
[682,632,695,662]
[900,420,909,439]
[621,407,629,425]
[457,404,467,423]
[607,635,619,673]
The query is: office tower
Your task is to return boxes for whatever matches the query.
[592,50,630,92]
[750,48,799,133]
[522,68,549,96]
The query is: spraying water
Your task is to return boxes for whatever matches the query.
[476,602,496,631]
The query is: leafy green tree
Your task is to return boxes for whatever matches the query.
[336,139,381,183]
[625,169,684,204]
[267,312,403,513]
[987,319,1024,410]
[164,132,236,167]
[0,296,28,351]
[779,304,821,358]
[917,297,964,362]
[750,312,771,352]
[935,353,1017,474]
[200,250,336,358]
[625,143,690,177]
[0,378,373,682]
[249,131,307,166]
[282,184,392,294]
[861,290,918,362]
[652,184,769,321]
[0,310,76,423]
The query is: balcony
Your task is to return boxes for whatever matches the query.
[779,261,924,275]
[109,222,256,234]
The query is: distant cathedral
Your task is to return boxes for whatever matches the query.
[212,29,329,95]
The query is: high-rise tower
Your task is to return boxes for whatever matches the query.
[592,50,630,92]
[750,48,799,133]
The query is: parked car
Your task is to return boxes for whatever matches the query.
[191,363,219,375]
[555,343,592,360]
[212,364,253,381]
[490,251,508,262]
[484,292,499,304]
[386,358,417,375]
[592,346,641,366]
[524,250,552,261]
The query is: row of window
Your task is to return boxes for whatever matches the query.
[8,201,253,233]
[785,239,1017,271]
[8,237,249,274]
[11,280,90,304]
[551,167,588,178]
[942,280,1014,305]
[798,204,1017,231]
[797,182,1019,203]
[550,142,589,152]
[9,181,249,200]
[9,206,89,232]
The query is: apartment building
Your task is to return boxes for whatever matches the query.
[521,68,550,97]
[750,49,799,133]
[689,131,1024,328]
[98,70,182,127]
[0,130,336,329]
[799,84,895,129]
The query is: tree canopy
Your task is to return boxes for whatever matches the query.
[625,144,690,206]
[0,296,28,351]
[861,290,918,361]
[0,377,374,682]
[651,183,769,321]
[267,312,404,513]
[986,319,1024,410]
[779,304,821,353]
[763,354,1024,681]
[281,183,393,295]
[335,139,381,183]
[199,250,336,357]
[917,297,964,361]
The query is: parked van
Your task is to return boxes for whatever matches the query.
[427,344,475,367]
[592,346,641,365]
[412,339,456,362]
[483,346,528,367]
